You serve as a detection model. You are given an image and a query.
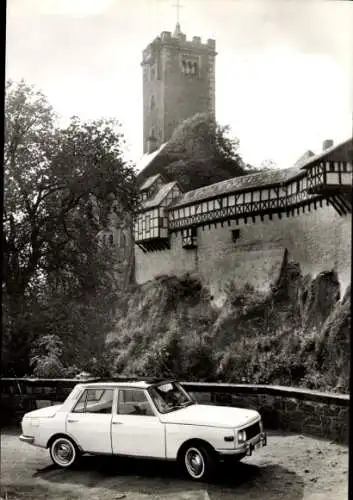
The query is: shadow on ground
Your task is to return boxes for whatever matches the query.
[28,454,304,500]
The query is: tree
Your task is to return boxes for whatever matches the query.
[259,159,279,170]
[164,113,248,190]
[138,112,253,191]
[3,80,138,375]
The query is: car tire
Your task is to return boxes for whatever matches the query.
[50,436,80,468]
[182,444,216,481]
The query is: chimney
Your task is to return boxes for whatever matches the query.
[322,139,334,151]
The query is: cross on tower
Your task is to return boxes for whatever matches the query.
[172,0,183,26]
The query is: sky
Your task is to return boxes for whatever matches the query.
[5,0,353,169]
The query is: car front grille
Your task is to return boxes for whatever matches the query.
[245,421,261,441]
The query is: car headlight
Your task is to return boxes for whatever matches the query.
[238,429,247,443]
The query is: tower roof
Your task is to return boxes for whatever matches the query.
[173,22,183,38]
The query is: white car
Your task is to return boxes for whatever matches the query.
[20,379,267,481]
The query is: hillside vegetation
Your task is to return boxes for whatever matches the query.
[107,253,350,393]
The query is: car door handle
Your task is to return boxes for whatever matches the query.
[67,419,79,423]
[112,421,123,425]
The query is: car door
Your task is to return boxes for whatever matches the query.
[66,387,115,454]
[111,388,165,458]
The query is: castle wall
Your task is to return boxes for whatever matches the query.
[135,204,351,302]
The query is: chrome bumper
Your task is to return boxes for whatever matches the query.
[218,432,267,456]
[19,435,34,444]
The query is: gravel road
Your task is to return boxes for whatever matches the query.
[0,428,348,500]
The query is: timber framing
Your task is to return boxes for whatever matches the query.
[135,138,352,250]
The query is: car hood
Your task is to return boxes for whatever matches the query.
[24,404,63,419]
[159,404,260,428]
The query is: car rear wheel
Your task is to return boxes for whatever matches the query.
[50,436,79,468]
[183,444,215,481]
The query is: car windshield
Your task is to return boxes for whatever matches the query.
[148,382,195,414]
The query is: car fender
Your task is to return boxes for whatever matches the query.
[165,423,235,460]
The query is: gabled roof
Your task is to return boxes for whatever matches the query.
[140,174,163,191]
[299,138,352,170]
[135,143,168,174]
[170,165,302,208]
[141,181,181,210]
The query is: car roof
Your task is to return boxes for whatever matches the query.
[77,378,176,390]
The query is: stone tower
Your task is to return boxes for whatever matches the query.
[141,23,217,154]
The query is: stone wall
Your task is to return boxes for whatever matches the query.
[184,382,349,444]
[135,204,351,304]
[1,379,349,445]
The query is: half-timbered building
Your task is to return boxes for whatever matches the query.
[134,138,352,301]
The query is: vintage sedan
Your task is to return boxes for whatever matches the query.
[20,379,267,481]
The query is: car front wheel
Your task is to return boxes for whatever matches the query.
[50,436,79,468]
[183,444,215,481]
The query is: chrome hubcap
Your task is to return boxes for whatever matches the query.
[185,448,204,478]
[52,439,75,466]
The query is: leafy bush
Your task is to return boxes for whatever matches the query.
[30,335,65,378]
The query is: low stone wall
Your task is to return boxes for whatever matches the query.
[184,382,349,444]
[1,378,349,444]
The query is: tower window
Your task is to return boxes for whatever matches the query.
[181,56,199,76]
[149,95,155,111]
[149,65,157,81]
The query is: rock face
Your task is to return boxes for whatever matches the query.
[300,270,341,332]
[316,285,351,391]
[107,250,350,393]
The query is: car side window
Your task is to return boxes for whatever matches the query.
[118,389,154,416]
[72,389,114,414]
[72,390,87,413]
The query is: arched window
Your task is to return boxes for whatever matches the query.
[149,95,155,111]
[149,126,156,139]
[181,58,199,76]
[109,234,114,247]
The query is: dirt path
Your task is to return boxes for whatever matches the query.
[0,428,348,500]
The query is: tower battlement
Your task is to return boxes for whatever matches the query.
[158,30,216,50]
[142,32,216,64]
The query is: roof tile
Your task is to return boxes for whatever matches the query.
[170,166,301,208]
[141,181,179,210]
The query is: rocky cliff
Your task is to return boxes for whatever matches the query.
[106,250,350,393]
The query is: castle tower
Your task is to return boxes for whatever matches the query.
[141,24,217,154]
